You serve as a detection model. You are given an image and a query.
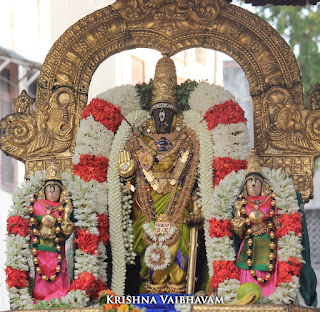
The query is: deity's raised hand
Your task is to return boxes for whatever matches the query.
[118,150,136,178]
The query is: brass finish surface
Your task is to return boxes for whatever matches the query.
[0,0,319,201]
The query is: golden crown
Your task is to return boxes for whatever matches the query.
[246,149,262,175]
[45,157,62,185]
[150,55,178,114]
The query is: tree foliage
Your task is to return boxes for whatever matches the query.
[255,5,320,94]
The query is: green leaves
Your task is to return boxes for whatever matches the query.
[135,79,198,112]
[256,4,320,95]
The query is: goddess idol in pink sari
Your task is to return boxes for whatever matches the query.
[29,159,74,300]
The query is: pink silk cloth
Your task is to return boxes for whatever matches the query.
[237,196,278,297]
[32,199,69,301]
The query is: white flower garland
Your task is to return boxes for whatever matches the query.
[6,170,106,309]
[72,115,114,164]
[182,110,215,280]
[188,81,236,115]
[107,109,149,295]
[96,84,141,117]
[209,167,303,304]
[211,122,250,160]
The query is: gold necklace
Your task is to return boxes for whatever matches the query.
[39,199,62,214]
[246,195,271,209]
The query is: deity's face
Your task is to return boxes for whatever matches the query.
[45,183,61,202]
[246,176,262,197]
[152,107,176,134]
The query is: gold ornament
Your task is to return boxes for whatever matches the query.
[150,55,178,114]
[44,157,62,188]
[246,149,262,176]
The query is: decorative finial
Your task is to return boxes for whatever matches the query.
[150,55,178,114]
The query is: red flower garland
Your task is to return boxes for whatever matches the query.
[204,100,247,130]
[73,154,109,183]
[69,272,104,299]
[210,260,239,291]
[276,257,303,286]
[7,216,29,237]
[75,229,99,255]
[98,214,110,244]
[82,98,123,133]
[208,218,232,239]
[276,211,302,238]
[213,157,247,186]
[5,266,28,288]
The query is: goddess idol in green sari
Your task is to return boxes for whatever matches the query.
[118,56,202,294]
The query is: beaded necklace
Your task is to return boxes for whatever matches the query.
[29,193,67,282]
[238,192,277,284]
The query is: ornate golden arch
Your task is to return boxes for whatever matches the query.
[1,0,320,202]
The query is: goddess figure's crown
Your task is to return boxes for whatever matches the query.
[150,55,178,114]
[45,157,62,187]
[246,149,263,178]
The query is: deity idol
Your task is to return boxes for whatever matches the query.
[231,151,279,297]
[28,159,74,300]
[118,55,203,294]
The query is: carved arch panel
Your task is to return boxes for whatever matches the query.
[1,0,320,201]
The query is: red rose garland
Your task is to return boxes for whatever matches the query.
[277,257,303,286]
[203,100,247,130]
[75,228,100,255]
[98,214,110,244]
[208,218,232,239]
[210,260,240,291]
[7,216,29,237]
[5,266,28,288]
[73,154,109,183]
[82,98,123,133]
[276,211,302,237]
[212,157,247,187]
[69,272,104,299]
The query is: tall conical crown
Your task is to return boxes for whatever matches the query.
[150,55,178,114]
[246,149,262,175]
[45,157,61,181]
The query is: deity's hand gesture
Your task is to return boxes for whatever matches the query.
[118,151,136,178]
[231,216,245,238]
